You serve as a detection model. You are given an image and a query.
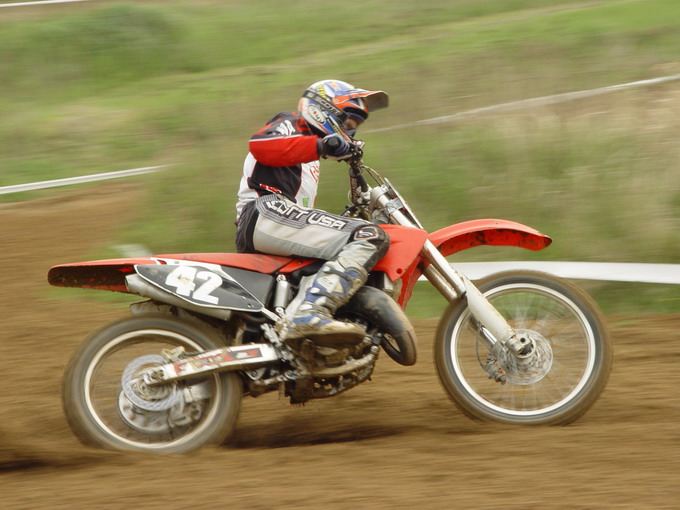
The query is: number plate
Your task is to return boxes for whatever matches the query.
[135,263,264,311]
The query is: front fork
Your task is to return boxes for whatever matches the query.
[370,186,532,359]
[420,241,531,357]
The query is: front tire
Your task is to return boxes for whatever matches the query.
[63,315,242,453]
[435,271,612,425]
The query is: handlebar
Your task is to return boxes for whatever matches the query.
[348,160,369,193]
[326,135,367,195]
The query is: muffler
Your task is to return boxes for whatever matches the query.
[125,274,233,321]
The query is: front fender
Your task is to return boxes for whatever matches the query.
[397,219,551,308]
[428,219,551,256]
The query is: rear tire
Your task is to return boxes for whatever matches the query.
[63,315,242,453]
[435,271,611,425]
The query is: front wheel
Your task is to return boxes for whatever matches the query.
[63,315,242,453]
[435,271,612,425]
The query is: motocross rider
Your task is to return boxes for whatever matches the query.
[235,79,389,346]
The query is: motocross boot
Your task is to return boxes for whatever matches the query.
[287,259,368,347]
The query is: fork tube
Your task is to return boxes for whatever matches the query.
[421,240,466,292]
[378,187,518,349]
[421,265,460,303]
[371,186,526,354]
[420,240,514,346]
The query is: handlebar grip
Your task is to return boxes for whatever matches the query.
[326,136,341,150]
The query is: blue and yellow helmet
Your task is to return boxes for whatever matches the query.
[298,79,388,136]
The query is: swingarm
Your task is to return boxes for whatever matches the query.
[140,343,280,386]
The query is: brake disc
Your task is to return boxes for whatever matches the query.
[117,390,177,434]
[493,329,554,385]
[120,354,183,412]
[118,355,211,434]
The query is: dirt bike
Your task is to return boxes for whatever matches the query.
[49,152,612,454]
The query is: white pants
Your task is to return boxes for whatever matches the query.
[236,195,388,271]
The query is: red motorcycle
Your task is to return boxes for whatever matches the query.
[49,157,611,453]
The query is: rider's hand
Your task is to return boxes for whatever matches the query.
[318,134,353,160]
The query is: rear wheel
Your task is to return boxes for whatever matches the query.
[63,315,242,453]
[435,271,611,425]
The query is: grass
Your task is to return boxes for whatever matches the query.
[3,0,680,316]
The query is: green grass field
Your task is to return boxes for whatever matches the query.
[2,0,679,315]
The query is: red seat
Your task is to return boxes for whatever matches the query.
[155,253,301,274]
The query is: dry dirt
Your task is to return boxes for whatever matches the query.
[1,184,678,510]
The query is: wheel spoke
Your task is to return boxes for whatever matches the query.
[437,272,610,423]
[64,316,242,453]
[86,333,219,447]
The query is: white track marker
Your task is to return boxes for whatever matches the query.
[0,166,166,195]
[0,0,92,7]
[414,262,680,285]
[456,261,680,285]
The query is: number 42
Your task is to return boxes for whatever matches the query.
[164,265,222,305]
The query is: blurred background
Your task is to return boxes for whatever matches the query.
[2,0,679,316]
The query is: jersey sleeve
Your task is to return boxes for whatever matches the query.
[248,113,320,167]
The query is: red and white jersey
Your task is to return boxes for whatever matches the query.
[236,112,321,219]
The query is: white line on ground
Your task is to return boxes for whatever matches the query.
[0,166,166,195]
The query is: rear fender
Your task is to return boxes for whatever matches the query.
[48,252,305,293]
[48,258,160,292]
[49,258,274,314]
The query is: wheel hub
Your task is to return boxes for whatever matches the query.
[121,355,182,411]
[484,329,554,385]
[117,354,203,434]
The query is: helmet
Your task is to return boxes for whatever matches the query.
[298,79,389,137]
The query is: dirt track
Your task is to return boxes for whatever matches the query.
[1,185,678,509]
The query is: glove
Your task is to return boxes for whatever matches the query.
[318,134,352,159]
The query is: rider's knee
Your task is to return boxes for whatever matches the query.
[350,224,390,260]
